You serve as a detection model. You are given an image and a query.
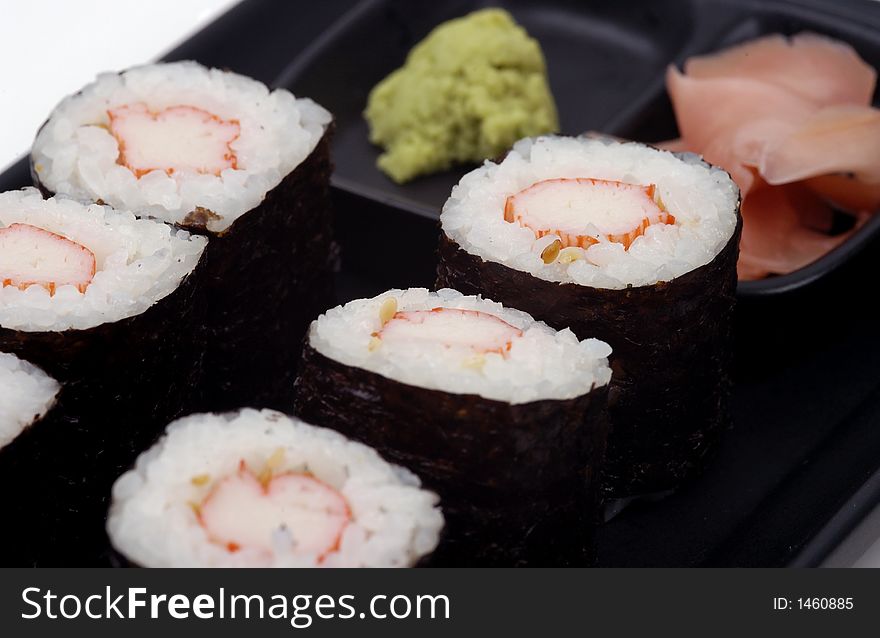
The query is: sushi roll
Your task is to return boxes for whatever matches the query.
[0,353,60,565]
[293,288,612,566]
[0,188,207,564]
[30,61,335,412]
[0,352,59,452]
[437,136,742,498]
[107,409,443,567]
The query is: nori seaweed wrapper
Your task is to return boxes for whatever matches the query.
[179,128,336,413]
[0,394,63,566]
[0,262,205,566]
[293,344,610,567]
[32,127,336,415]
[436,207,742,499]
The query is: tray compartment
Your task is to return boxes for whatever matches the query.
[604,0,880,296]
[611,0,880,144]
[3,0,880,566]
[276,0,701,219]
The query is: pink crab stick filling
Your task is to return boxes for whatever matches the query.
[504,178,676,250]
[0,223,96,295]
[377,308,523,355]
[198,461,351,559]
[108,103,240,178]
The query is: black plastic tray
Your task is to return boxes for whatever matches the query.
[275,0,880,298]
[3,0,880,567]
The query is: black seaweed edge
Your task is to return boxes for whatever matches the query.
[31,105,337,414]
[293,343,610,567]
[0,254,207,566]
[435,199,742,498]
[176,126,337,412]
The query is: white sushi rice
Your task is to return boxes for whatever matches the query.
[31,61,332,233]
[309,288,612,404]
[107,409,444,568]
[0,188,206,332]
[441,136,740,289]
[0,353,59,450]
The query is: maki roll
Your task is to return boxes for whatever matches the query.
[437,136,742,498]
[107,409,443,567]
[294,288,612,566]
[0,188,206,564]
[0,352,59,452]
[0,353,60,566]
[30,61,335,411]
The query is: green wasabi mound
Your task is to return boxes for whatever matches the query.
[364,8,559,184]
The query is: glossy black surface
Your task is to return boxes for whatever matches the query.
[279,0,880,566]
[275,0,880,298]
[2,0,879,566]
